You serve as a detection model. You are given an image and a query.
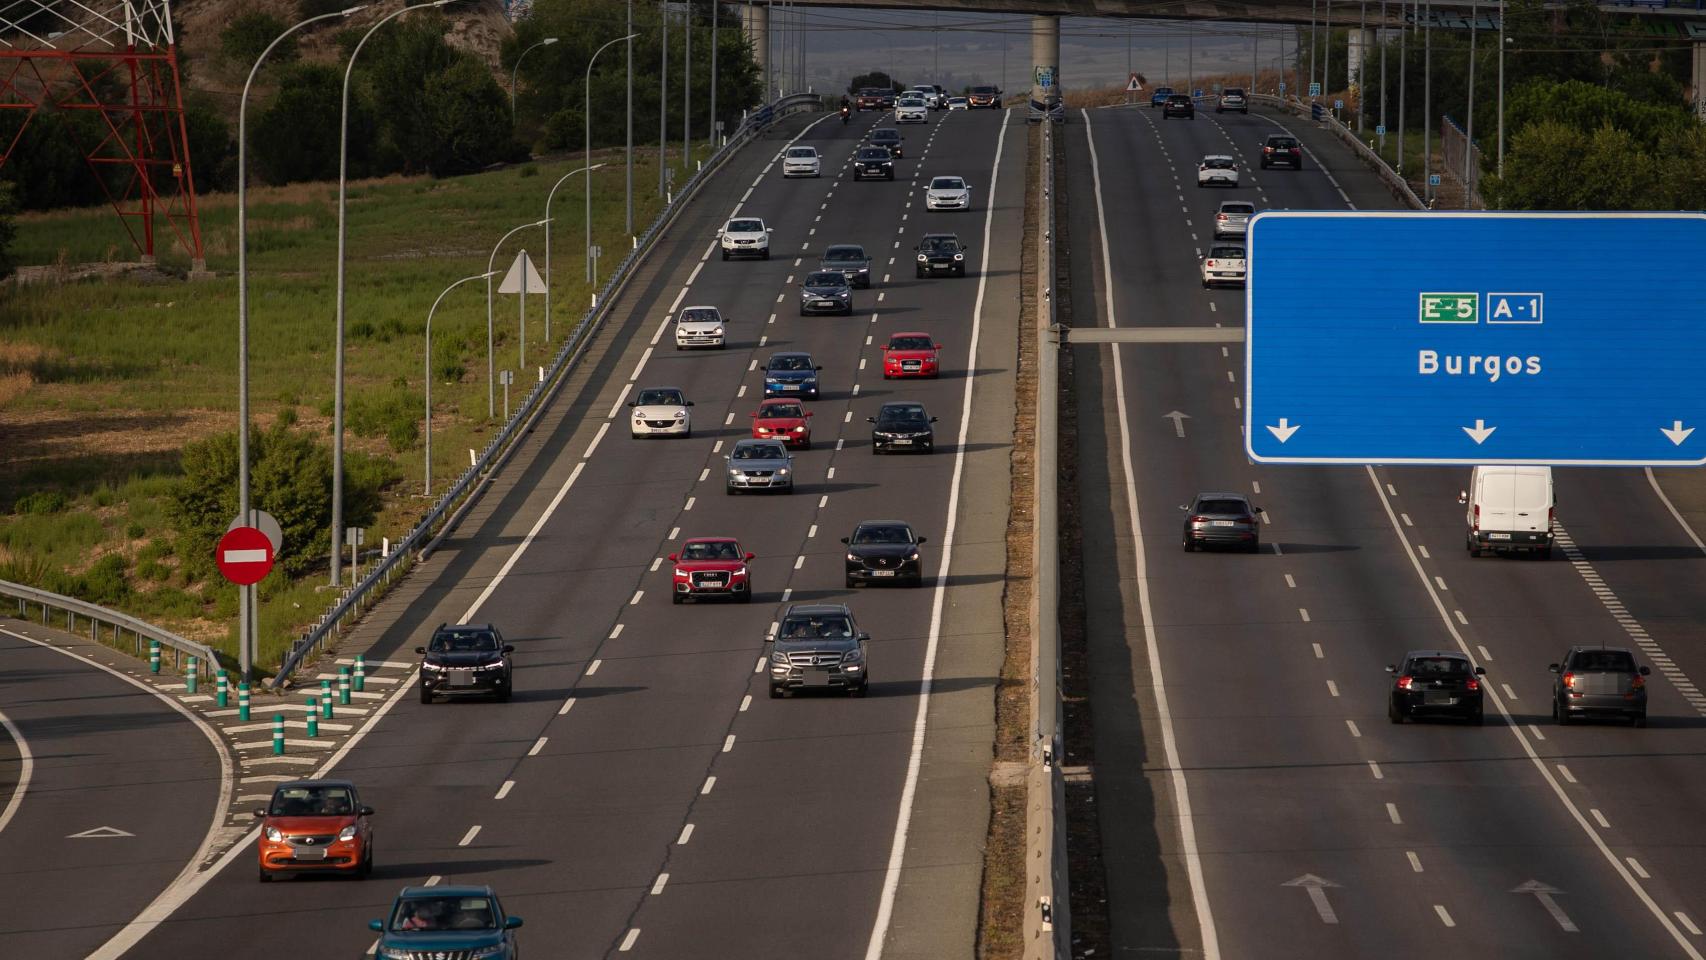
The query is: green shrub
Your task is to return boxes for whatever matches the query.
[141,585,203,620]
[136,558,170,582]
[221,12,296,66]
[349,389,421,452]
[13,490,68,514]
[126,522,147,539]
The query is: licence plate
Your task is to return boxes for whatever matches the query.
[902,362,921,370]
[1424,693,1457,706]
[803,668,833,687]
[450,669,473,686]
[293,847,327,861]
[1489,533,1511,541]
[816,300,836,307]
[891,439,912,446]
[872,570,897,577]
[1212,520,1235,527]
[781,384,799,390]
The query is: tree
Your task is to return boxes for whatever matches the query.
[0,181,15,280]
[221,11,297,67]
[1481,120,1655,210]
[420,58,515,176]
[252,64,344,185]
[848,71,898,95]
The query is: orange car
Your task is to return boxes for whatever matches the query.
[255,778,375,881]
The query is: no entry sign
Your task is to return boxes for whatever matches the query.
[217,526,275,585]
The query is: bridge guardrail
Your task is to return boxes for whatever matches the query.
[1,578,220,670]
[1253,93,1425,210]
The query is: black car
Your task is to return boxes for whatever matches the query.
[843,521,927,587]
[1162,93,1194,118]
[799,271,854,316]
[869,127,904,158]
[417,623,514,703]
[1387,650,1486,724]
[853,146,895,181]
[819,244,872,287]
[1180,492,1261,552]
[1551,645,1650,726]
[868,401,937,453]
[1260,133,1304,169]
[915,233,969,278]
[768,603,869,698]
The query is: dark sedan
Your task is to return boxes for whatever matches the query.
[1162,93,1195,118]
[1387,651,1485,724]
[869,127,904,158]
[853,146,895,181]
[819,244,872,287]
[1551,646,1649,726]
[868,401,937,453]
[843,520,928,587]
[1180,493,1261,552]
[417,623,514,703]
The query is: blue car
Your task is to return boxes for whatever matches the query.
[370,885,522,959]
[1150,85,1175,108]
[763,351,823,399]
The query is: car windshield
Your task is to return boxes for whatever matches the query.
[1573,650,1637,672]
[1224,88,1245,96]
[890,335,933,351]
[880,405,929,424]
[1155,87,1174,94]
[682,541,742,561]
[949,98,967,104]
[781,615,855,638]
[1408,656,1471,676]
[1223,204,1255,215]
[899,98,924,105]
[679,307,719,323]
[930,177,965,190]
[769,355,812,371]
[858,148,890,160]
[972,86,997,94]
[824,247,863,261]
[872,130,898,141]
[429,629,499,653]
[727,219,764,233]
[732,442,785,460]
[761,402,804,418]
[1209,246,1245,259]
[1196,499,1249,515]
[1168,95,1190,102]
[787,147,815,158]
[390,896,497,932]
[1269,137,1298,148]
[921,237,957,253]
[1202,158,1234,169]
[636,388,683,406]
[268,784,354,817]
[805,272,846,287]
[853,524,914,545]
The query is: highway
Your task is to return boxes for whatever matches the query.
[1065,102,1706,960]
[110,106,1024,959]
[0,622,224,958]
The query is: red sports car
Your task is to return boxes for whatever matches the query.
[751,398,814,448]
[881,332,941,379]
[669,537,755,603]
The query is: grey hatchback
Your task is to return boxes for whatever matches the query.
[1181,493,1261,552]
[769,603,870,698]
[1551,646,1650,726]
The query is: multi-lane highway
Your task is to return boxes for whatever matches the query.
[97,106,1023,959]
[1067,102,1706,959]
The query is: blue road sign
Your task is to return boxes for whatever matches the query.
[1308,81,1322,97]
[1334,98,1344,110]
[1429,173,1442,186]
[1244,212,1706,466]
[1376,124,1386,135]
[1279,81,1287,92]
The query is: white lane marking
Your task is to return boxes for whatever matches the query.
[1326,680,1339,697]
[609,624,625,639]
[1434,576,1449,591]
[629,346,654,382]
[1312,643,1324,659]
[701,776,716,795]
[724,412,735,426]
[619,928,641,951]
[1478,645,1493,661]
[781,588,792,602]
[651,873,669,895]
[1345,719,1361,738]
[649,558,662,573]
[668,526,679,540]
[845,411,853,423]
[1591,809,1610,829]
[1251,480,1261,494]
[1557,764,1577,784]
[1285,574,1297,589]
[712,440,722,453]
[558,697,576,716]
[1629,858,1651,879]
[528,738,547,757]
[495,780,514,800]
[1386,802,1402,824]
[458,825,481,846]
[1400,512,1414,527]
[1501,683,1519,701]
[1435,905,1456,928]
[1529,724,1547,741]
[698,467,710,483]
[1418,545,1431,559]
[0,708,34,836]
[684,497,696,512]
[1368,761,1383,780]
[739,694,752,711]
[737,384,747,398]
[586,659,601,676]
[863,110,1010,960]
[676,824,694,844]
[722,734,736,752]
[629,590,644,605]
[1078,106,1220,960]
[1679,913,1703,937]
[1299,608,1311,623]
[458,460,586,617]
[425,875,442,886]
[1408,851,1424,872]
[828,466,837,480]
[585,422,611,456]
[754,657,765,674]
[1363,466,1705,959]
[608,383,634,419]
[1455,610,1469,625]
[807,524,818,538]
[793,555,806,570]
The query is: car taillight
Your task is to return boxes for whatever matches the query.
[1548,506,1555,529]
[1217,213,1228,221]
[1466,678,1480,692]
[1396,676,1414,690]
[1563,672,1577,689]
[1631,674,1646,689]
[1264,146,1274,153]
[1206,259,1217,267]
[1473,503,1480,530]
[1189,515,1208,524]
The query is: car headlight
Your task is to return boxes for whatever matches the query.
[420,661,443,671]
[776,468,789,476]
[675,410,687,419]
[675,568,690,578]
[734,565,748,578]
[379,948,412,960]
[954,253,964,261]
[770,650,790,665]
[264,825,282,842]
[712,327,724,336]
[469,946,508,959]
[793,425,806,432]
[908,552,920,562]
[729,468,741,477]
[766,378,780,385]
[337,824,358,842]
[476,660,506,671]
[917,254,927,262]
[847,552,860,561]
[842,648,864,664]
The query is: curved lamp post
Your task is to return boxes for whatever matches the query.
[486,219,551,418]
[544,162,606,345]
[426,271,497,496]
[330,0,453,587]
[236,3,367,682]
[586,33,639,282]
[511,36,560,117]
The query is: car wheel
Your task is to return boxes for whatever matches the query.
[419,685,432,704]
[1388,699,1404,724]
[850,679,869,698]
[769,684,785,699]
[799,308,806,317]
[1202,280,1210,289]
[802,439,812,450]
[631,432,642,439]
[1535,547,1552,560]
[738,587,753,604]
[1633,712,1648,728]
[258,866,275,883]
[495,684,511,703]
[671,592,683,605]
[916,268,925,279]
[761,250,770,260]
[1470,706,1485,726]
[726,485,737,496]
[721,251,729,261]
[1556,700,1571,725]
[1466,535,1481,558]
[1182,538,1194,552]
[909,574,924,588]
[1247,539,1261,554]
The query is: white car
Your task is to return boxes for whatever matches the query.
[946,97,969,111]
[1200,243,1247,288]
[895,97,928,123]
[782,145,820,178]
[718,217,770,260]
[674,305,726,349]
[1197,154,1240,188]
[908,86,943,109]
[925,175,972,211]
[628,386,694,438]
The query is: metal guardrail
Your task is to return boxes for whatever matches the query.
[1253,93,1426,210]
[267,93,824,688]
[1440,113,1487,209]
[1,578,220,669]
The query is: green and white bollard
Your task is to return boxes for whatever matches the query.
[238,683,252,722]
[337,666,352,706]
[353,654,367,692]
[149,639,161,674]
[305,698,319,738]
[185,657,198,694]
[272,714,285,755]
[319,680,334,719]
[216,670,229,708]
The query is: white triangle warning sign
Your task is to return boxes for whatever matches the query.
[498,250,546,295]
[1127,73,1143,93]
[68,825,135,838]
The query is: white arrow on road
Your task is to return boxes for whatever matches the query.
[1282,874,1340,924]
[1163,410,1191,438]
[1266,418,1300,443]
[1512,880,1578,932]
[1463,419,1497,444]
[1662,420,1695,446]
[68,826,135,838]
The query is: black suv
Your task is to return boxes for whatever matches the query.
[843,521,927,587]
[914,233,969,277]
[853,147,895,181]
[868,401,937,453]
[869,127,904,158]
[819,244,872,287]
[768,603,870,697]
[1259,134,1304,169]
[417,623,514,702]
[1162,93,1195,119]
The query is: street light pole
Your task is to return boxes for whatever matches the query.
[332,0,449,589]
[486,219,548,418]
[1381,0,1388,145]
[237,4,364,683]
[709,0,718,152]
[1498,5,1506,179]
[589,34,640,283]
[1358,0,1366,133]
[544,162,605,345]
[1423,0,1432,204]
[683,0,691,170]
[425,271,494,497]
[660,1,669,194]
[1465,9,1477,203]
[627,0,634,233]
[511,36,559,118]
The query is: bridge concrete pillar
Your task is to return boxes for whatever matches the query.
[1695,38,1706,123]
[1031,15,1060,111]
[743,3,769,87]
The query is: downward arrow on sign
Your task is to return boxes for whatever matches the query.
[1662,420,1695,446]
[1266,418,1300,443]
[1463,419,1496,444]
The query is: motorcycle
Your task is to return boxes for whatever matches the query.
[840,106,850,124]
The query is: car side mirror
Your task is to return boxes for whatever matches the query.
[415,646,426,654]
[916,536,928,544]
[913,244,920,250]
[805,411,814,417]
[866,417,877,423]
[502,644,515,654]
[1547,663,1561,673]
[930,416,939,423]
[857,633,871,642]
[840,537,851,544]
[933,342,941,349]
[686,400,695,406]
[361,805,376,816]
[506,917,524,930]
[715,230,724,237]
[668,553,679,562]
[1179,505,1190,511]
[880,345,889,351]
[1457,490,1468,504]
[1384,665,1396,674]
[745,552,756,561]
[369,920,385,932]
[1474,666,1486,676]
[626,401,637,407]
[254,807,268,818]
[749,412,757,418]
[724,454,732,461]
[814,365,823,370]
[766,227,774,233]
[1640,665,1652,676]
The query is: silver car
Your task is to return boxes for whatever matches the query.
[1213,200,1255,240]
[782,145,820,178]
[726,439,794,494]
[674,305,725,350]
[925,175,971,211]
[769,603,870,698]
[627,386,694,438]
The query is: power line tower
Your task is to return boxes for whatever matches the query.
[0,0,206,272]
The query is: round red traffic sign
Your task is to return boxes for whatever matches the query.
[217,525,276,585]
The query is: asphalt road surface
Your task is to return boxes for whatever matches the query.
[1067,102,1706,960]
[109,106,1024,960]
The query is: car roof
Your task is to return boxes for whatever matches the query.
[1568,644,1634,654]
[823,244,864,253]
[889,331,932,339]
[880,400,927,411]
[770,351,812,359]
[1201,154,1234,162]
[637,385,685,393]
[1193,491,1249,500]
[682,304,719,311]
[921,232,959,240]
[684,536,739,544]
[872,128,899,136]
[856,519,913,528]
[1218,201,1255,209]
[758,397,804,407]
[725,218,764,225]
[1402,650,1471,660]
[784,603,853,616]
[274,778,357,790]
[804,270,847,279]
[398,885,494,899]
[438,622,497,631]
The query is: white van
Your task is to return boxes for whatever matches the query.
[1459,466,1554,559]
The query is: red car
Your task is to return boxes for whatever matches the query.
[255,779,374,882]
[882,332,941,379]
[669,537,755,603]
[752,398,814,448]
